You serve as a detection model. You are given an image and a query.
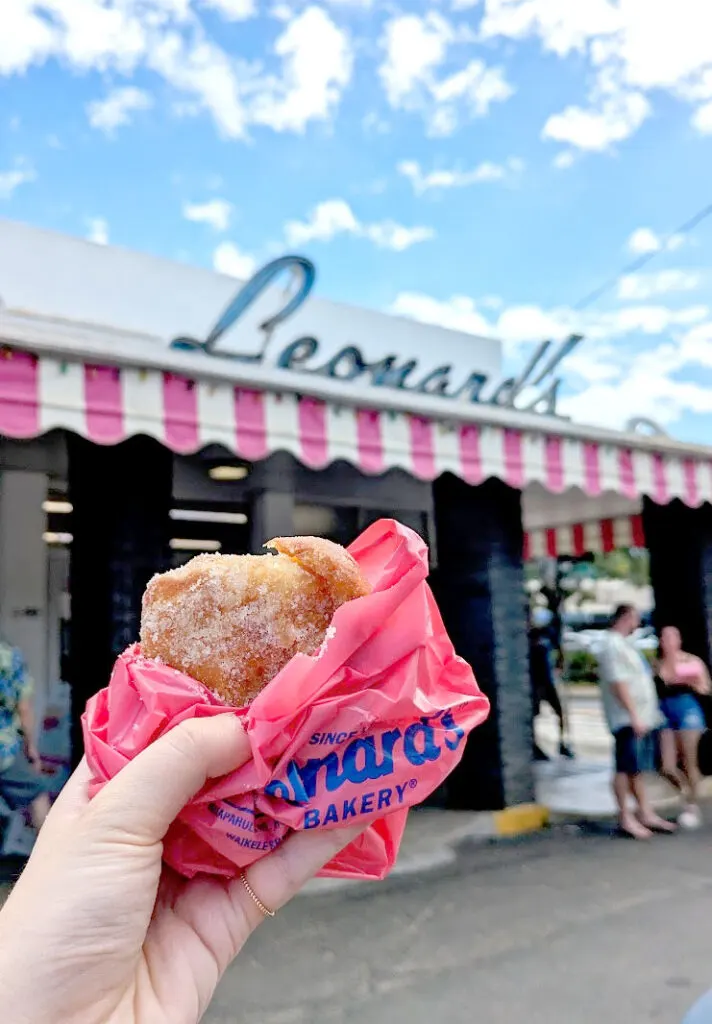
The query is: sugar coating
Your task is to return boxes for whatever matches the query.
[140,536,371,706]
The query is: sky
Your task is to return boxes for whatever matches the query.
[2,0,712,441]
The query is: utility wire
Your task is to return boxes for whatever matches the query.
[571,201,712,313]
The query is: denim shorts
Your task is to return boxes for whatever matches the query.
[613,727,658,775]
[660,693,706,732]
[0,750,49,810]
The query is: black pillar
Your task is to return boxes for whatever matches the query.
[431,475,533,811]
[642,497,712,663]
[67,435,172,767]
[248,452,296,552]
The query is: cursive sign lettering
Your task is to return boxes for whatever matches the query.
[169,255,581,416]
[172,255,315,363]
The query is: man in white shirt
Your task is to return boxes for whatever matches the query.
[597,604,676,839]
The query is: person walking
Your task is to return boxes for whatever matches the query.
[0,638,50,833]
[597,604,675,839]
[655,625,710,830]
[529,621,574,760]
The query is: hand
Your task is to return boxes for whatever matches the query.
[631,716,647,739]
[0,716,363,1024]
[24,742,40,771]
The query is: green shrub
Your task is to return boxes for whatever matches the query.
[564,650,599,684]
[563,643,655,684]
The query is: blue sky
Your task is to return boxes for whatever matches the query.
[2,0,712,441]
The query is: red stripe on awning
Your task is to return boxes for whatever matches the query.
[235,388,268,461]
[163,374,199,453]
[84,365,123,444]
[0,349,38,438]
[356,408,384,474]
[524,515,648,560]
[1,346,710,506]
[409,415,436,480]
[298,397,329,468]
[631,514,645,548]
[572,522,585,556]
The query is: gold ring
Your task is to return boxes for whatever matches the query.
[239,870,275,919]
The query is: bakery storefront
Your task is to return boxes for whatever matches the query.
[2,218,712,815]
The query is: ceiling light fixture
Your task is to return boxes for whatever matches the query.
[170,509,248,525]
[169,538,222,552]
[43,500,73,514]
[209,465,249,482]
[43,532,73,545]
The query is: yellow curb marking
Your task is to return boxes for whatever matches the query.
[493,803,550,837]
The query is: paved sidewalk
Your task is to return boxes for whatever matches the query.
[302,808,509,897]
[302,765,695,898]
[207,818,712,1024]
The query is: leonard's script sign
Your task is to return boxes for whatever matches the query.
[170,255,581,417]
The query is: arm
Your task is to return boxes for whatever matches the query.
[694,658,711,696]
[12,651,39,766]
[18,698,38,764]
[610,681,646,736]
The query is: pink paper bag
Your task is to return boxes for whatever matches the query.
[82,519,489,881]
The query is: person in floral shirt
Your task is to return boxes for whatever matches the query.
[0,640,49,831]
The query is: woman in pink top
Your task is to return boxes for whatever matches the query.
[656,626,710,829]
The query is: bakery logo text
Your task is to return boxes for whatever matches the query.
[170,255,581,418]
[264,710,465,825]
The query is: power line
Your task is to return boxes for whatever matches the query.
[571,201,712,313]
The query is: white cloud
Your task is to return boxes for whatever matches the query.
[87,86,153,135]
[557,362,712,429]
[0,162,36,200]
[3,2,349,142]
[285,199,359,244]
[182,197,233,231]
[627,227,661,254]
[430,60,513,117]
[150,33,248,138]
[363,222,435,251]
[692,101,712,134]
[626,227,686,255]
[558,322,712,429]
[617,269,702,302]
[86,217,109,245]
[542,91,650,151]
[391,281,712,431]
[213,241,257,278]
[553,150,576,169]
[200,0,257,20]
[284,198,435,251]
[362,111,390,135]
[391,289,708,352]
[379,12,513,135]
[398,156,523,194]
[391,292,493,337]
[247,7,353,132]
[480,0,620,56]
[480,0,712,151]
[380,13,451,107]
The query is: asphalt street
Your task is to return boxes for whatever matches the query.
[205,819,712,1024]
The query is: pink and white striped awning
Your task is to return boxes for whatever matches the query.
[1,346,711,506]
[524,515,646,559]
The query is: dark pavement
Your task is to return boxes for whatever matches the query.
[205,820,712,1024]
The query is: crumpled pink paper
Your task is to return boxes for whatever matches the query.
[82,519,489,881]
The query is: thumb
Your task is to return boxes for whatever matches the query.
[88,714,251,843]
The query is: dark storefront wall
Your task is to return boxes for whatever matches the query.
[61,433,537,808]
[32,430,712,811]
[64,439,444,761]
